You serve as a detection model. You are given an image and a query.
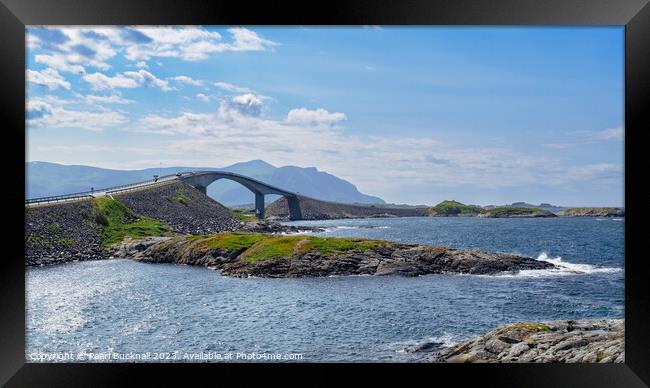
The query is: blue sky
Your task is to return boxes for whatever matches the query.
[26,26,624,206]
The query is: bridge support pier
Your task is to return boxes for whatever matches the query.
[255,192,265,219]
[286,195,303,220]
[195,185,207,195]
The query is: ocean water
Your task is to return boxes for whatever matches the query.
[26,217,624,362]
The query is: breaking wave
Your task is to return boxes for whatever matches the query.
[497,252,622,278]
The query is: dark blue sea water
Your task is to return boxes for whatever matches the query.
[26,217,624,362]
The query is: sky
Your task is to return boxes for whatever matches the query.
[26,26,624,206]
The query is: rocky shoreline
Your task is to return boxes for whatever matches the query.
[406,319,624,363]
[234,220,324,234]
[106,234,556,278]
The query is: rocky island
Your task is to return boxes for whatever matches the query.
[407,319,624,363]
[558,207,625,217]
[425,200,557,218]
[107,233,556,278]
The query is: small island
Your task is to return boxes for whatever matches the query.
[424,200,483,216]
[108,233,556,278]
[425,200,556,218]
[478,206,556,218]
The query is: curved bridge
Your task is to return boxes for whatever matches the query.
[180,171,302,220]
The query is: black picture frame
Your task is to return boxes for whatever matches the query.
[2,0,648,386]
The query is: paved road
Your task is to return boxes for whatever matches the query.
[25,174,181,208]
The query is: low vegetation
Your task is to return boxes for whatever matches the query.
[26,234,74,248]
[231,208,257,221]
[482,206,555,217]
[181,232,391,263]
[172,188,191,205]
[509,323,552,332]
[426,200,483,216]
[25,221,75,248]
[92,197,171,246]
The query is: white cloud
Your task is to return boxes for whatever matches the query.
[27,33,40,49]
[35,54,85,74]
[80,93,135,105]
[172,75,204,86]
[214,81,251,93]
[544,126,624,149]
[227,27,279,51]
[127,102,623,198]
[28,27,279,74]
[588,126,623,141]
[219,93,266,117]
[27,99,127,131]
[29,28,118,73]
[138,112,216,136]
[542,143,575,149]
[196,93,211,102]
[26,68,70,90]
[286,108,346,126]
[123,70,174,91]
[83,70,173,91]
[83,72,139,90]
[123,26,277,61]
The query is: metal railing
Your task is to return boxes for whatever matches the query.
[25,172,187,205]
[25,193,95,205]
[106,178,177,195]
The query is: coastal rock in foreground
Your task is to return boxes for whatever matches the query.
[421,320,624,363]
[108,233,556,278]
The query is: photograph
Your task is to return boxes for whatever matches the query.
[24,25,625,364]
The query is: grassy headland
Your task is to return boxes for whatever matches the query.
[182,233,390,263]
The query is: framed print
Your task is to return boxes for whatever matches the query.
[2,0,649,386]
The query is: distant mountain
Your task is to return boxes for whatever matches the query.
[26,160,385,206]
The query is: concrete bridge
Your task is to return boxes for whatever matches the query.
[26,170,303,220]
[179,171,302,220]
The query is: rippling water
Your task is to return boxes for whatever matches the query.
[26,217,624,362]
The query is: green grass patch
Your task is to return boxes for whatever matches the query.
[173,188,191,205]
[230,234,391,262]
[511,323,551,332]
[231,208,257,221]
[297,236,386,255]
[26,234,74,248]
[426,200,483,216]
[47,223,62,234]
[198,232,268,251]
[92,197,171,246]
[238,235,302,262]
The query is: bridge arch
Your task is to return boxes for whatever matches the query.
[179,171,302,220]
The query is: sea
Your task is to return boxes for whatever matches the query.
[26,216,624,362]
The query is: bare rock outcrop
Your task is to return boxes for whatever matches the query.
[418,320,624,363]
